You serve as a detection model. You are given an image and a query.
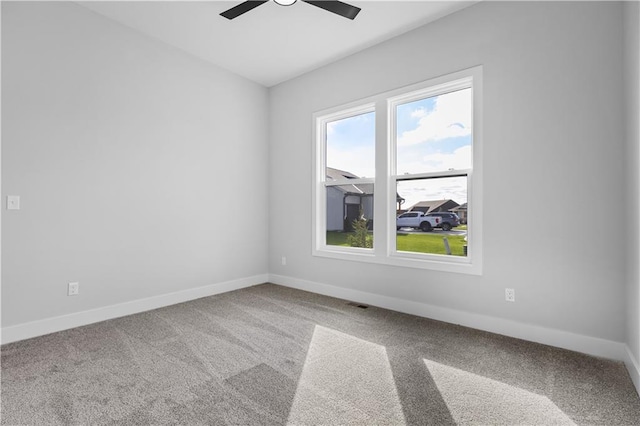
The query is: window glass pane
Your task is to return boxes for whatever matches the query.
[326,187,374,249]
[326,111,375,179]
[396,88,471,174]
[396,177,467,256]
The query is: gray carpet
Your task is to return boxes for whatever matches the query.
[2,283,639,425]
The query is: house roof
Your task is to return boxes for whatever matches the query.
[326,167,373,195]
[326,168,402,201]
[451,203,468,211]
[326,167,360,181]
[409,199,460,213]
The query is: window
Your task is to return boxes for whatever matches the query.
[392,85,471,257]
[313,67,482,275]
[319,105,376,250]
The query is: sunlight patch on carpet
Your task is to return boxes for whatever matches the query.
[424,359,576,425]
[286,325,406,425]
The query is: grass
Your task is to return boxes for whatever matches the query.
[326,231,467,256]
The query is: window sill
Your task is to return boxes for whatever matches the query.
[312,246,482,275]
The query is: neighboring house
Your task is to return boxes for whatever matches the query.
[451,203,468,224]
[326,167,404,231]
[326,168,374,231]
[397,195,406,213]
[409,199,460,214]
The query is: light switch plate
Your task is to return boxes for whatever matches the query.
[7,196,20,210]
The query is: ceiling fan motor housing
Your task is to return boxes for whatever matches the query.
[274,0,297,6]
[221,0,361,20]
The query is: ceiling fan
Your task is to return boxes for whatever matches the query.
[220,0,361,20]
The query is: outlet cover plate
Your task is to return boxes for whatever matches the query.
[7,196,20,210]
[505,288,515,302]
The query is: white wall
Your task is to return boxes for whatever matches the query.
[2,2,636,390]
[624,0,640,389]
[269,2,627,347]
[1,2,269,333]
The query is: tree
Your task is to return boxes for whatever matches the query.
[347,212,373,248]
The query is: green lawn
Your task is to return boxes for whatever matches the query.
[326,231,467,256]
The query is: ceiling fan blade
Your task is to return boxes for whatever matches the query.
[302,1,361,20]
[220,1,269,20]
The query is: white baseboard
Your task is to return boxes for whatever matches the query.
[269,274,627,362]
[624,345,640,395]
[4,272,637,396]
[1,274,268,345]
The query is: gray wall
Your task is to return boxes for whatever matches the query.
[1,2,269,326]
[269,2,626,342]
[624,1,640,375]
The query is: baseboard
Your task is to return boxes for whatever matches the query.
[269,274,627,362]
[4,271,635,392]
[624,345,640,396]
[1,274,268,345]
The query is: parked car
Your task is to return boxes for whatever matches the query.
[396,211,440,232]
[425,212,460,231]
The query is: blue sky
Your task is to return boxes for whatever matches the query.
[326,88,472,208]
[326,111,375,177]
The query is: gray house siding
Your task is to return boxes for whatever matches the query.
[327,187,346,231]
[325,168,374,232]
[326,188,374,232]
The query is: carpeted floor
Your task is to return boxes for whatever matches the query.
[2,283,639,425]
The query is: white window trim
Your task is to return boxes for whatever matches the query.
[312,66,483,275]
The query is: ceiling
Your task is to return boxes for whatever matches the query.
[78,1,477,87]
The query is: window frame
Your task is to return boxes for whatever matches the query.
[313,102,377,258]
[312,66,483,275]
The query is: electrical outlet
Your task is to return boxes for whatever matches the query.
[505,288,515,302]
[281,256,287,266]
[7,195,20,210]
[68,282,79,296]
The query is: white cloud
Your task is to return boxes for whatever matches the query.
[399,89,472,146]
[397,176,467,210]
[395,145,470,208]
[410,108,426,119]
[327,145,375,178]
[398,145,471,175]
[423,145,472,172]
